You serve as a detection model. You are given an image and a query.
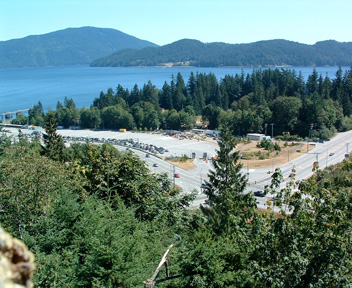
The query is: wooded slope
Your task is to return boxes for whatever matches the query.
[0,27,158,68]
[91,39,352,67]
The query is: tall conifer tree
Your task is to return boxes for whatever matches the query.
[42,113,65,162]
[201,127,256,233]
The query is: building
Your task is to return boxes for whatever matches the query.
[246,133,266,141]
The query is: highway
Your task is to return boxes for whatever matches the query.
[131,130,352,208]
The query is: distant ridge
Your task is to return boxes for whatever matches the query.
[0,27,158,68]
[91,38,352,67]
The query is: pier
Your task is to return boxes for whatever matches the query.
[0,109,30,121]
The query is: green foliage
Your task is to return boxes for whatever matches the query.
[91,39,352,67]
[80,107,102,129]
[201,128,257,232]
[180,154,189,163]
[11,112,28,125]
[0,133,12,155]
[2,129,352,286]
[28,101,44,126]
[29,67,351,139]
[3,66,352,287]
[0,135,195,287]
[256,139,281,152]
[0,143,84,239]
[67,142,195,223]
[179,142,352,286]
[30,193,175,287]
[179,228,255,287]
[42,113,66,162]
[253,164,352,287]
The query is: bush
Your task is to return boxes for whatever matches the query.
[274,142,281,151]
[257,140,274,151]
[180,154,189,163]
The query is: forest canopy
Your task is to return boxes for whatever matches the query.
[14,67,352,141]
[91,39,352,67]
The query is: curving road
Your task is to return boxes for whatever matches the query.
[129,130,352,208]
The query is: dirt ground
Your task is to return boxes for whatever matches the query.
[170,140,315,170]
[168,159,197,170]
[237,141,315,169]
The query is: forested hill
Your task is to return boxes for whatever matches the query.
[0,27,158,68]
[90,39,352,67]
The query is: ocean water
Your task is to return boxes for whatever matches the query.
[0,65,348,113]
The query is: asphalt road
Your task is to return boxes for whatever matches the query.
[115,130,352,208]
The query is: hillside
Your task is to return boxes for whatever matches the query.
[91,39,352,67]
[0,27,158,68]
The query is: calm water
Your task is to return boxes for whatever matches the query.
[0,66,348,113]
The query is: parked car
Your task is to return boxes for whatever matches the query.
[146,153,150,157]
[254,190,264,197]
[174,173,180,178]
[272,195,282,201]
[153,163,158,167]
[329,152,334,156]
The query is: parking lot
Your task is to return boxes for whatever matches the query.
[2,126,218,170]
[55,129,219,161]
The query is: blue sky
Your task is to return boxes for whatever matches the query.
[1,0,351,45]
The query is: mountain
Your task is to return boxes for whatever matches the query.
[0,27,158,68]
[90,39,352,67]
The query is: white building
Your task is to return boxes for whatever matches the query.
[246,133,266,141]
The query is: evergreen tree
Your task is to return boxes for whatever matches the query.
[306,68,319,96]
[42,113,65,162]
[202,127,256,233]
[63,96,76,109]
[159,81,173,110]
[116,84,130,104]
[129,84,141,106]
[28,101,45,126]
[80,107,101,129]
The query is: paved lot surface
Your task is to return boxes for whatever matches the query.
[56,129,219,160]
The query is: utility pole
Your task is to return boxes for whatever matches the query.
[272,158,275,173]
[173,165,175,187]
[307,123,314,152]
[247,159,249,181]
[270,123,274,139]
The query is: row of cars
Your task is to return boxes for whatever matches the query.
[61,136,171,156]
[133,142,169,154]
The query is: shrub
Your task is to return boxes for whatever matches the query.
[274,142,281,151]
